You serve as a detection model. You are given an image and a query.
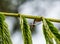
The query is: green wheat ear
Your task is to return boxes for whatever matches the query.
[20,15,32,44]
[42,17,60,44]
[0,14,12,44]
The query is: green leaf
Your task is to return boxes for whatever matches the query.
[46,19,60,44]
[42,17,54,44]
[46,19,60,41]
[0,14,12,44]
[42,17,60,44]
[20,15,32,44]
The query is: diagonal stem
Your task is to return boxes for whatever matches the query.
[0,12,60,23]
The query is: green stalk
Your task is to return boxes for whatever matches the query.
[0,12,60,23]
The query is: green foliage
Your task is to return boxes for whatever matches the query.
[42,17,60,44]
[0,12,60,44]
[0,14,12,44]
[20,15,32,44]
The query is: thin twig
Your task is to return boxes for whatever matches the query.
[0,12,60,23]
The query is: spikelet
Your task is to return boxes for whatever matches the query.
[42,17,60,44]
[0,14,12,44]
[20,15,32,44]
